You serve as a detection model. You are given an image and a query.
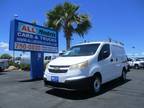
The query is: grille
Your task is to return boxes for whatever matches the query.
[49,65,70,68]
[48,69,68,73]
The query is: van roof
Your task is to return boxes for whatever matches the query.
[74,41,124,48]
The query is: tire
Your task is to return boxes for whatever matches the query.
[121,69,127,81]
[91,75,101,94]
[134,64,139,69]
[0,67,3,72]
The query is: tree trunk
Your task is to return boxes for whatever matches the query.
[64,28,71,50]
[66,37,71,50]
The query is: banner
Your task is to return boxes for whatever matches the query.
[9,19,58,53]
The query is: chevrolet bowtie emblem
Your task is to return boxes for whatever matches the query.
[54,67,60,70]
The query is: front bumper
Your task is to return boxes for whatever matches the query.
[43,77,92,90]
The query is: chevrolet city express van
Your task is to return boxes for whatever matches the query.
[44,41,128,93]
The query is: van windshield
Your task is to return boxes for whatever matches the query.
[62,44,100,57]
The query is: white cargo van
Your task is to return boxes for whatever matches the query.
[44,41,128,93]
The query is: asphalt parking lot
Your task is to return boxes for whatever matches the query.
[0,69,144,108]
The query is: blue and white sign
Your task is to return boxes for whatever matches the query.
[9,19,58,53]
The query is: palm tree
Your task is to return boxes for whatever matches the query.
[45,2,91,49]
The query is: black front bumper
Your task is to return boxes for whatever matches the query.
[43,77,92,90]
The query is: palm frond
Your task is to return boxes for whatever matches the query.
[75,15,91,37]
[45,2,91,49]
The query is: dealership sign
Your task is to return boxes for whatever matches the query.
[9,19,58,53]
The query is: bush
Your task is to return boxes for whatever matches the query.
[8,61,30,71]
[8,61,19,68]
[19,64,30,71]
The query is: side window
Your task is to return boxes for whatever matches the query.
[98,44,110,61]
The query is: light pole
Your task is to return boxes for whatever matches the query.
[132,46,135,58]
[13,14,18,62]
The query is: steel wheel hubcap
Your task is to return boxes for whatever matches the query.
[94,78,100,92]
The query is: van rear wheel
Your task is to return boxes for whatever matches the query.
[91,75,101,94]
[121,69,127,81]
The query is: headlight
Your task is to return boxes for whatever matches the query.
[69,61,88,70]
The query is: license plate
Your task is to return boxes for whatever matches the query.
[51,76,59,82]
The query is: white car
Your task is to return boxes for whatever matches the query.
[128,58,144,69]
[44,41,128,94]
[44,55,58,64]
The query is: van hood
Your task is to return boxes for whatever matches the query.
[49,56,92,66]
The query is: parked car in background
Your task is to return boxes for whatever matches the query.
[0,59,8,72]
[44,41,128,94]
[44,55,58,64]
[14,56,30,65]
[127,58,134,68]
[128,58,144,69]
[15,54,58,65]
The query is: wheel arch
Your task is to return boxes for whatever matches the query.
[134,64,139,66]
[93,72,102,83]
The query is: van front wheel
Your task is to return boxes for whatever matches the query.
[91,75,101,94]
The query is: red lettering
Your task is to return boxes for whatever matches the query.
[22,26,27,31]
[27,26,30,32]
[31,28,36,33]
[21,25,36,33]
